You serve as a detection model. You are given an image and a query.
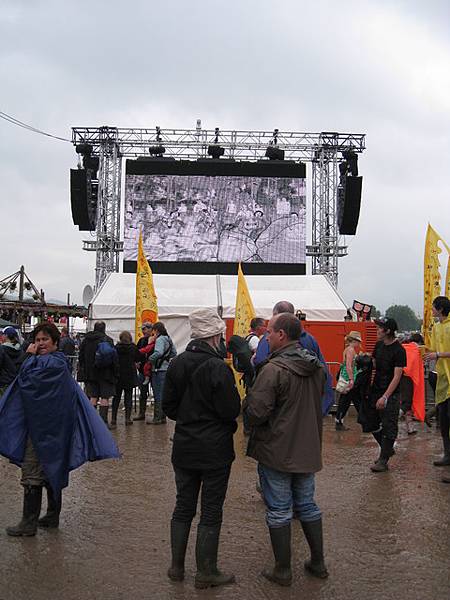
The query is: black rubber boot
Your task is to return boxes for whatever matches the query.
[148,401,166,425]
[262,525,292,586]
[110,398,119,430]
[167,520,191,582]
[300,518,329,579]
[125,407,133,426]
[134,395,147,421]
[434,438,450,466]
[6,485,43,537]
[38,486,62,529]
[99,405,110,428]
[371,437,393,472]
[194,525,235,589]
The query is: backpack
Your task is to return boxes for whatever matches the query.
[94,340,117,368]
[154,337,176,370]
[227,335,255,387]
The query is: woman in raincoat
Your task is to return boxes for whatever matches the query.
[0,322,120,537]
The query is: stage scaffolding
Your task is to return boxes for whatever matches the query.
[72,124,366,289]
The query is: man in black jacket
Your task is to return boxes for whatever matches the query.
[163,308,241,589]
[78,321,118,425]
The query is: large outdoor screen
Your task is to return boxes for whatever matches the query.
[123,159,306,275]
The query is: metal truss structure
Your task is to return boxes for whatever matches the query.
[72,125,366,289]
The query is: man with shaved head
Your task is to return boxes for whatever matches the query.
[245,312,328,586]
[254,301,334,414]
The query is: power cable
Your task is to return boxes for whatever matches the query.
[0,109,71,143]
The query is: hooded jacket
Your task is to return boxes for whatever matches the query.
[115,342,140,388]
[245,342,325,473]
[79,331,118,383]
[162,339,241,470]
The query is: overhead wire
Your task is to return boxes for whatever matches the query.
[0,109,71,143]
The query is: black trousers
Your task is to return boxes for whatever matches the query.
[112,385,133,412]
[437,398,450,445]
[172,465,231,527]
[138,382,149,414]
[362,392,400,441]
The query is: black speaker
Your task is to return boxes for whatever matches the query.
[70,169,97,231]
[337,176,362,235]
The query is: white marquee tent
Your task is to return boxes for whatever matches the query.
[90,273,348,351]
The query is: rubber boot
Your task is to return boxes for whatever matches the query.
[110,399,119,430]
[125,406,133,426]
[38,486,62,528]
[167,520,191,582]
[262,525,292,586]
[148,401,166,425]
[99,405,110,428]
[194,525,235,589]
[371,437,393,472]
[300,518,329,579]
[405,412,417,435]
[433,437,450,466]
[134,395,147,421]
[6,485,43,537]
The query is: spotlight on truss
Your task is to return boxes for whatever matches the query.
[207,145,225,159]
[148,145,166,156]
[265,146,285,160]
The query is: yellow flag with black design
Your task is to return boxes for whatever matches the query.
[233,263,256,337]
[423,224,444,346]
[135,231,158,342]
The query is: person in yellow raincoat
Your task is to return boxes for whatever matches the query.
[424,296,450,483]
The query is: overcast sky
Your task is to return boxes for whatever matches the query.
[1,0,449,314]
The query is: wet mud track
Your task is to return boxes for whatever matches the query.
[1,411,449,600]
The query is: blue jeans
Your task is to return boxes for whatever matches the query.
[258,463,321,528]
[151,370,167,413]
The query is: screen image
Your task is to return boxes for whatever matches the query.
[123,160,306,275]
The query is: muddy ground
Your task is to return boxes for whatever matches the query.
[0,409,449,600]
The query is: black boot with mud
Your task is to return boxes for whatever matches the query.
[262,525,292,586]
[301,518,329,579]
[194,525,235,589]
[167,520,191,582]
[6,485,43,537]
[38,486,61,529]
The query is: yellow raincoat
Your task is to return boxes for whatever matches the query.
[429,316,450,405]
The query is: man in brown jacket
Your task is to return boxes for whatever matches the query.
[244,312,328,587]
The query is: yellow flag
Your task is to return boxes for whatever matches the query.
[423,224,444,346]
[446,256,450,298]
[135,232,158,342]
[232,263,256,398]
[233,263,256,337]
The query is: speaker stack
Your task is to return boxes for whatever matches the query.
[70,168,98,231]
[337,175,363,235]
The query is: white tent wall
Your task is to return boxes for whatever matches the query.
[89,272,347,351]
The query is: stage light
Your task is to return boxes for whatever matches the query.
[148,145,166,156]
[265,146,285,160]
[76,143,93,155]
[207,145,225,159]
[265,128,284,160]
[342,150,358,176]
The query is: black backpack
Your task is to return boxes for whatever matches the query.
[227,335,255,388]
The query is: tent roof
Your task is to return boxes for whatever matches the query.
[91,272,347,321]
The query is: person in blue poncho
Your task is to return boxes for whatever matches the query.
[0,322,120,537]
[253,301,334,415]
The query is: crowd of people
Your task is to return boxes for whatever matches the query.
[0,294,449,589]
